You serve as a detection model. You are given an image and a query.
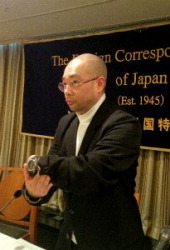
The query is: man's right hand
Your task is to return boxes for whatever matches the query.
[23,163,53,199]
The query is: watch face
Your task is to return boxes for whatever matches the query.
[28,159,38,174]
[28,159,36,169]
[27,155,40,174]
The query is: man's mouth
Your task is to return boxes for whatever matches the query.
[66,99,73,105]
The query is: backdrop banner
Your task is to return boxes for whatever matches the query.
[22,24,170,151]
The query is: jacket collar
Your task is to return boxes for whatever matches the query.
[78,99,117,155]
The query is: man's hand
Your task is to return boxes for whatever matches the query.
[23,163,53,199]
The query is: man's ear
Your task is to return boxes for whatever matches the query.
[96,76,106,92]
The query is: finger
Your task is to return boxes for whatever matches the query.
[35,175,53,194]
[45,182,54,194]
[23,163,31,181]
[35,173,51,186]
[41,182,54,196]
[43,175,52,186]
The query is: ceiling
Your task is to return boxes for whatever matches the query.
[0,0,170,44]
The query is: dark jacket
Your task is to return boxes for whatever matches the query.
[30,99,145,250]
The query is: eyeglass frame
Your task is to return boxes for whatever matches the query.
[58,77,99,92]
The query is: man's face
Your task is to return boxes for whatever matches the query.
[62,60,100,115]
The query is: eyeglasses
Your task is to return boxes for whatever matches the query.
[58,77,98,92]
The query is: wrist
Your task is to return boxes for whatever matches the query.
[23,187,42,204]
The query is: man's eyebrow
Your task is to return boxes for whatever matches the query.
[62,74,80,81]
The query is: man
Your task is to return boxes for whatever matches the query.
[23,53,146,250]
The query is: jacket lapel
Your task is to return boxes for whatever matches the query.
[78,99,117,155]
[63,115,79,156]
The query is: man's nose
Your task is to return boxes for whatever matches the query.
[64,85,73,95]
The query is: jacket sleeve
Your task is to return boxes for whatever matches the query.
[22,115,71,205]
[38,110,142,196]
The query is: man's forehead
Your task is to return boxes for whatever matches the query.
[63,60,85,79]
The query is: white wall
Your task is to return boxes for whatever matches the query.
[0,0,170,43]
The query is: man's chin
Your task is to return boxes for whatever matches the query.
[68,105,76,112]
